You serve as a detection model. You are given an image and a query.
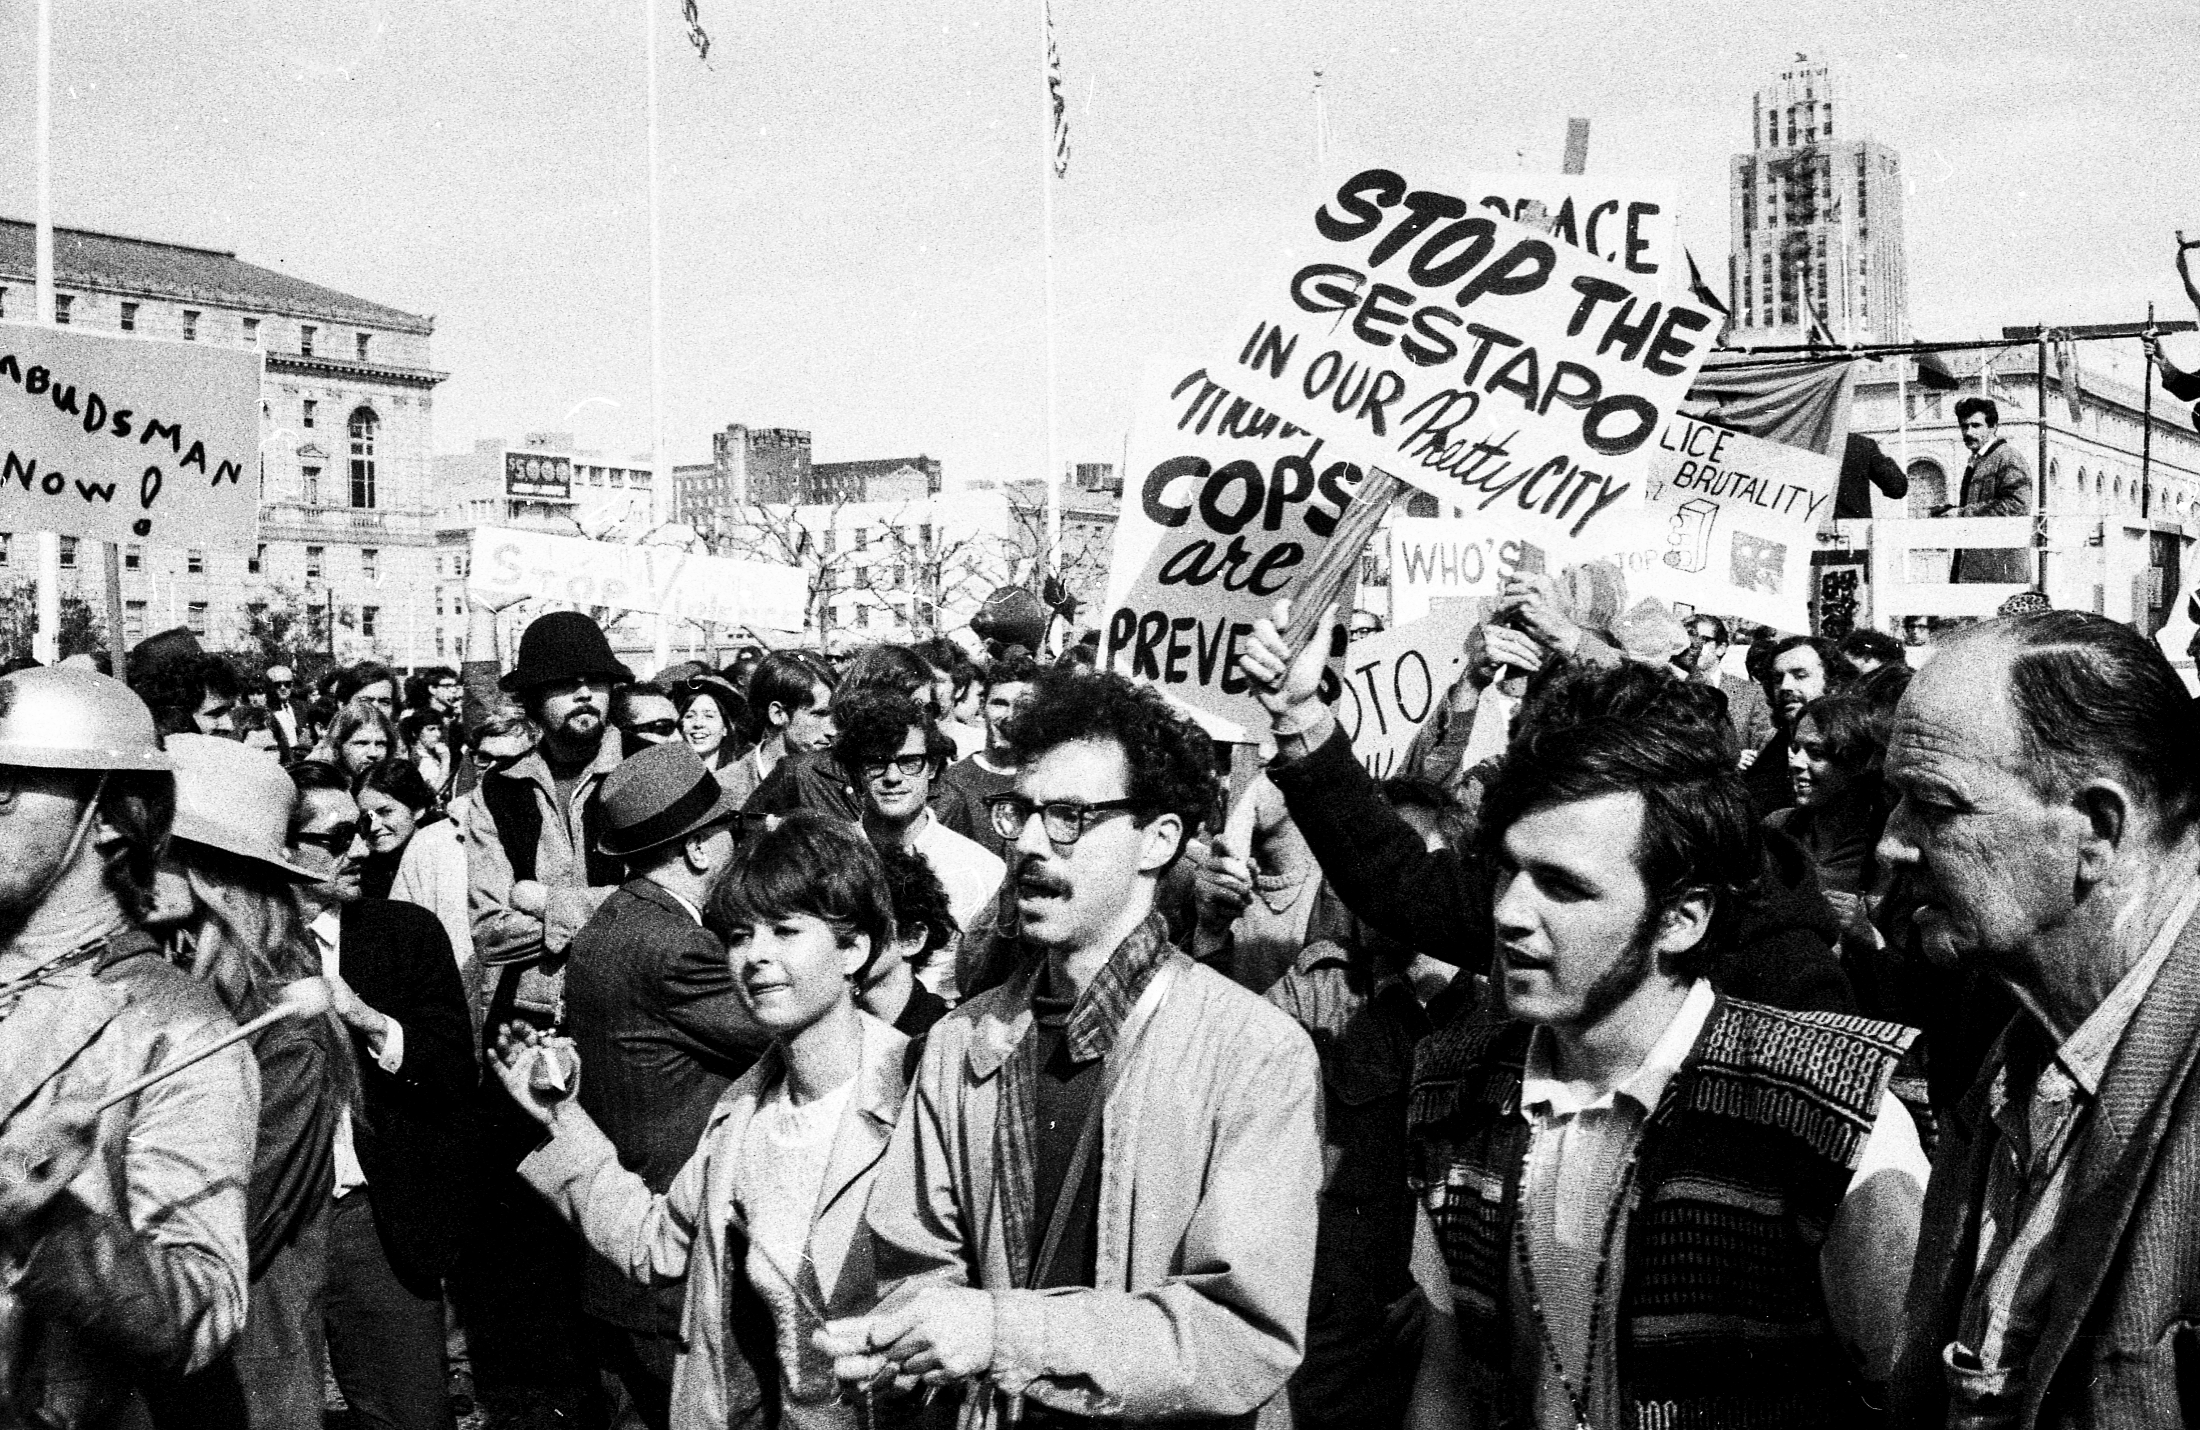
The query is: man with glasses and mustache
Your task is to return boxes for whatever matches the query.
[819,668,1321,1427]
[835,688,1003,981]
[287,760,475,1430]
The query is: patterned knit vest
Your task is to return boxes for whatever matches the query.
[1408,995,1916,1430]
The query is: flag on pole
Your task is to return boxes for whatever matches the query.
[682,0,711,62]
[1045,0,1070,178]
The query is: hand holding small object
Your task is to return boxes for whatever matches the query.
[492,1021,581,1126]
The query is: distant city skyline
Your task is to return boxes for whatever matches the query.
[1,1,2189,487]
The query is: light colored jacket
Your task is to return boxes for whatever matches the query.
[465,732,624,969]
[867,952,1322,1427]
[0,937,259,1429]
[392,816,479,1017]
[522,1011,909,1430]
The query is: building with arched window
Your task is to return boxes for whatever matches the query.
[0,218,444,662]
[1848,342,2200,632]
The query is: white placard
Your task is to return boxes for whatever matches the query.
[0,324,261,551]
[467,526,809,632]
[1205,166,1718,560]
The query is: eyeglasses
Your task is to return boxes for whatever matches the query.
[861,753,932,782]
[291,823,360,855]
[987,794,1144,845]
[628,719,679,738]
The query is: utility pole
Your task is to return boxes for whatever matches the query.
[32,0,60,665]
[2035,335,2050,593]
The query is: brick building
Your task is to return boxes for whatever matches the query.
[0,219,444,663]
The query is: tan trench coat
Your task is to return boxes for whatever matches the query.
[865,952,1323,1427]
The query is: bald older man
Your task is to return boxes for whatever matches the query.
[1886,611,2200,1428]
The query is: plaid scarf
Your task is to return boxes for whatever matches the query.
[992,913,1174,1289]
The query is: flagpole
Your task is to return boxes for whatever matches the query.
[33,0,60,665]
[1312,69,1328,169]
[1039,0,1063,576]
[645,0,673,673]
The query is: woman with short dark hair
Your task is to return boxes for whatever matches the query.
[494,813,912,1429]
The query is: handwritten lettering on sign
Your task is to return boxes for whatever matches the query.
[1457,174,1683,296]
[1386,518,1548,625]
[468,526,809,632]
[1209,168,1716,560]
[1102,365,1367,732]
[0,324,261,551]
[1333,604,1480,778]
[1625,415,1840,631]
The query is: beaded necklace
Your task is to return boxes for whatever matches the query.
[0,940,107,1023]
[1510,1095,1673,1430]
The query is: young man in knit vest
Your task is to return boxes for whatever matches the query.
[1241,610,1930,1429]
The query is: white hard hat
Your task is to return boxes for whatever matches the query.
[0,667,172,772]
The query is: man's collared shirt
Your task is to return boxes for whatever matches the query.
[993,912,1174,1290]
[311,909,405,1199]
[656,882,704,927]
[1946,886,2200,1414]
[1517,980,1926,1430]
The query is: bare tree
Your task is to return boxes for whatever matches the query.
[1002,488,1114,626]
[702,491,1034,644]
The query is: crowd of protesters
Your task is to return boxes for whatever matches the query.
[0,563,2197,1430]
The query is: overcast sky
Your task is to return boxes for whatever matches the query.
[2,0,2191,486]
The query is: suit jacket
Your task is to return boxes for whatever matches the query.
[1894,911,2200,1427]
[1952,435,2033,584]
[339,897,478,1284]
[1717,673,1776,752]
[565,878,770,1332]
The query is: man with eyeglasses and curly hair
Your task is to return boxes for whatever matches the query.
[818,667,1321,1427]
[833,687,1002,967]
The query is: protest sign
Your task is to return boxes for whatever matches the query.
[1332,601,1481,778]
[1625,414,1838,631]
[1207,167,1718,560]
[1458,174,1682,297]
[1384,415,1835,631]
[0,323,261,551]
[1386,516,1544,624]
[468,526,808,632]
[1101,365,1380,735]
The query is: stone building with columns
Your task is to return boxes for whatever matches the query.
[0,218,444,665]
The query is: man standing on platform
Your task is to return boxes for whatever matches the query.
[1939,396,2034,585]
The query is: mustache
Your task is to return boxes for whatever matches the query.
[1015,858,1072,897]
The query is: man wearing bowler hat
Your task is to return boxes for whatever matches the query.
[562,741,770,1429]
[459,609,633,1428]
